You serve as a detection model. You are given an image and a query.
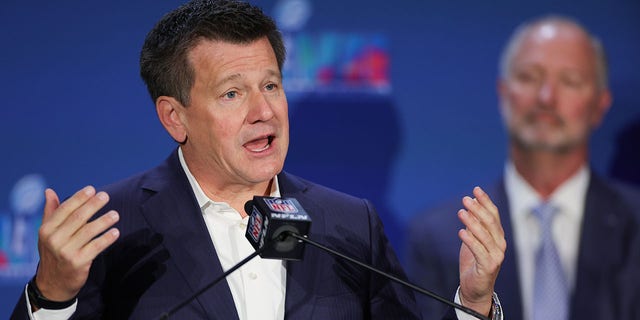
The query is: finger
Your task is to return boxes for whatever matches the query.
[458,207,494,251]
[42,188,61,223]
[79,226,120,263]
[68,210,120,253]
[458,206,505,269]
[462,195,494,227]
[472,187,506,249]
[458,225,503,274]
[473,186,500,223]
[46,191,110,252]
[458,227,488,266]
[58,191,110,239]
[464,189,505,248]
[44,186,97,229]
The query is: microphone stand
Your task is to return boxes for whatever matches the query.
[157,245,269,320]
[158,230,489,320]
[286,232,490,320]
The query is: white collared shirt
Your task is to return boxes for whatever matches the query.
[179,148,286,320]
[504,161,588,320]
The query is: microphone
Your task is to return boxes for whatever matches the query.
[244,196,312,260]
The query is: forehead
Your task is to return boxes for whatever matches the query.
[511,23,598,71]
[187,37,279,79]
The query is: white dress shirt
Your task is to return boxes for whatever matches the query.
[179,148,286,320]
[504,161,589,320]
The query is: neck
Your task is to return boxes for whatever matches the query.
[181,150,274,217]
[201,179,273,218]
[510,145,588,200]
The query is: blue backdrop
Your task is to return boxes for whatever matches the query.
[2,0,639,317]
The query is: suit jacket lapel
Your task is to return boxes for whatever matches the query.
[570,172,636,320]
[139,150,239,319]
[492,179,524,319]
[279,172,320,319]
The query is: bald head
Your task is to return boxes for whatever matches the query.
[499,16,608,89]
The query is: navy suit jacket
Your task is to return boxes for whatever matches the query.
[13,149,425,319]
[405,172,640,320]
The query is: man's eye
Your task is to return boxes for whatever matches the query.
[225,91,237,99]
[515,71,540,84]
[265,83,276,91]
[561,74,585,88]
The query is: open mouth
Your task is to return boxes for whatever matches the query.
[244,135,274,152]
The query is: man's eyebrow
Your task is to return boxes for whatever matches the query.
[265,69,282,80]
[213,69,282,88]
[214,73,243,88]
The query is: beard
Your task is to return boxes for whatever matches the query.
[508,110,587,154]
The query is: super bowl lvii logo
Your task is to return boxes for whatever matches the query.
[0,174,45,281]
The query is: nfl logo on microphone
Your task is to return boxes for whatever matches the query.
[247,209,263,243]
[265,198,299,213]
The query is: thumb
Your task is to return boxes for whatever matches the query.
[43,188,60,223]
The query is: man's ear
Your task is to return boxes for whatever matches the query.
[591,88,612,129]
[496,78,510,121]
[156,96,188,144]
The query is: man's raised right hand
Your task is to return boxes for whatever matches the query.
[33,186,120,308]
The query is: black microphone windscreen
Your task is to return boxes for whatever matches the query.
[245,196,311,260]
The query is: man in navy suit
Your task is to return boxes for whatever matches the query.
[406,15,640,320]
[12,0,506,319]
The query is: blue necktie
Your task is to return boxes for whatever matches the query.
[532,202,569,320]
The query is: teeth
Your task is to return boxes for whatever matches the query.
[252,142,270,152]
[247,137,272,152]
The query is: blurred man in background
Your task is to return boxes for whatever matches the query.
[406,15,640,320]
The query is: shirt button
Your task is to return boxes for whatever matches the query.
[249,272,257,280]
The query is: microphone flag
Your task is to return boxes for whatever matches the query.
[245,196,312,260]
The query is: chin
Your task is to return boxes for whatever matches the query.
[252,164,283,181]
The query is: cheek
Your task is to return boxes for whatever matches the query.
[280,111,290,131]
[274,98,289,119]
[556,93,597,122]
[205,120,237,150]
[273,100,290,131]
[506,84,536,108]
[503,91,532,122]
